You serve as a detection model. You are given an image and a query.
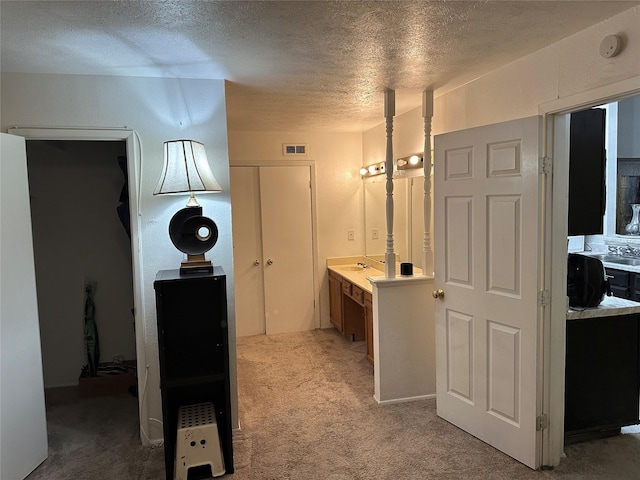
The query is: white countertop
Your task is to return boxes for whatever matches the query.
[327,256,425,294]
[567,295,640,320]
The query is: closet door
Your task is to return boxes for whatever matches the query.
[260,166,314,334]
[230,167,266,336]
[231,166,315,336]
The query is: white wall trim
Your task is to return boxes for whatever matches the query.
[539,76,640,115]
[539,77,640,467]
[6,126,147,442]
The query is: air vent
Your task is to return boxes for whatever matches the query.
[282,144,307,156]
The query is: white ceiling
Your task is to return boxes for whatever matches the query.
[1,1,638,132]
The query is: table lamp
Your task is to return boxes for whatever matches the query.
[154,139,222,274]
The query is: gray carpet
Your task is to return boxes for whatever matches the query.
[27,328,640,479]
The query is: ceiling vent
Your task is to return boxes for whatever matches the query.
[282,144,307,156]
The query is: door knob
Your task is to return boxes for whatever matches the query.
[432,288,444,299]
[267,258,274,265]
[254,260,260,266]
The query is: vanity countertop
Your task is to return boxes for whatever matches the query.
[327,256,423,294]
[567,295,640,320]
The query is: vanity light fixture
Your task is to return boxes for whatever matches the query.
[360,161,386,177]
[154,139,222,274]
[397,153,424,171]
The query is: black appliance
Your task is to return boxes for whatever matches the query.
[567,253,611,308]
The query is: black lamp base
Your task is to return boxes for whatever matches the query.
[179,254,214,275]
[168,206,218,275]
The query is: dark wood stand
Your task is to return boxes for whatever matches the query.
[154,268,234,478]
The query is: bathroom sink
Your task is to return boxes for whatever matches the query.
[336,265,365,272]
[587,254,640,266]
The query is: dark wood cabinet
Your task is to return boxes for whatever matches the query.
[154,268,234,479]
[607,267,631,298]
[568,108,606,236]
[565,313,640,443]
[605,267,640,301]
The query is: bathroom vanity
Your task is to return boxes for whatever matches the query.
[327,256,437,404]
[328,259,378,364]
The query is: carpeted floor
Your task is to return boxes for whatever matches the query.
[27,328,640,479]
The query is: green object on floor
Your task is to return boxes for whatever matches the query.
[84,283,100,377]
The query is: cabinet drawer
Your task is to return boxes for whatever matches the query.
[606,268,630,287]
[329,269,342,283]
[364,292,372,307]
[610,285,631,299]
[342,280,352,296]
[351,285,364,305]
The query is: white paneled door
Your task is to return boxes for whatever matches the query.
[231,165,315,336]
[434,117,542,469]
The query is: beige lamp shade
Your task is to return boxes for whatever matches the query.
[154,140,222,198]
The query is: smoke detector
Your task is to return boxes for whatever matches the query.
[600,35,622,58]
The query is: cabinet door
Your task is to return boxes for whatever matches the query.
[156,276,227,381]
[565,314,640,435]
[568,108,606,235]
[606,268,631,299]
[329,272,343,333]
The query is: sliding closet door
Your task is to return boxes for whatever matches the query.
[231,165,315,336]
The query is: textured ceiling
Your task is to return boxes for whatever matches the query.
[1,1,638,132]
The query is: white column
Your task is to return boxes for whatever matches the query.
[384,90,396,278]
[422,90,434,277]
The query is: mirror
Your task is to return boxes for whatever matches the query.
[364,175,424,264]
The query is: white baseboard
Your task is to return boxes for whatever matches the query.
[373,393,436,405]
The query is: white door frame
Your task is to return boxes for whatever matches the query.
[230,159,320,330]
[539,76,640,467]
[6,127,146,437]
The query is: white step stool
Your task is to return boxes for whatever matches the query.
[175,402,225,479]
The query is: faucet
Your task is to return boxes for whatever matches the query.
[357,262,370,269]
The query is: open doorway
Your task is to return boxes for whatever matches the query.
[543,82,640,467]
[25,139,138,425]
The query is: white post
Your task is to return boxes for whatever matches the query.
[422,90,434,277]
[384,89,396,278]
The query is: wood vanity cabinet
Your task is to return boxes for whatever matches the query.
[364,292,373,365]
[329,270,344,333]
[342,279,366,341]
[328,269,366,343]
